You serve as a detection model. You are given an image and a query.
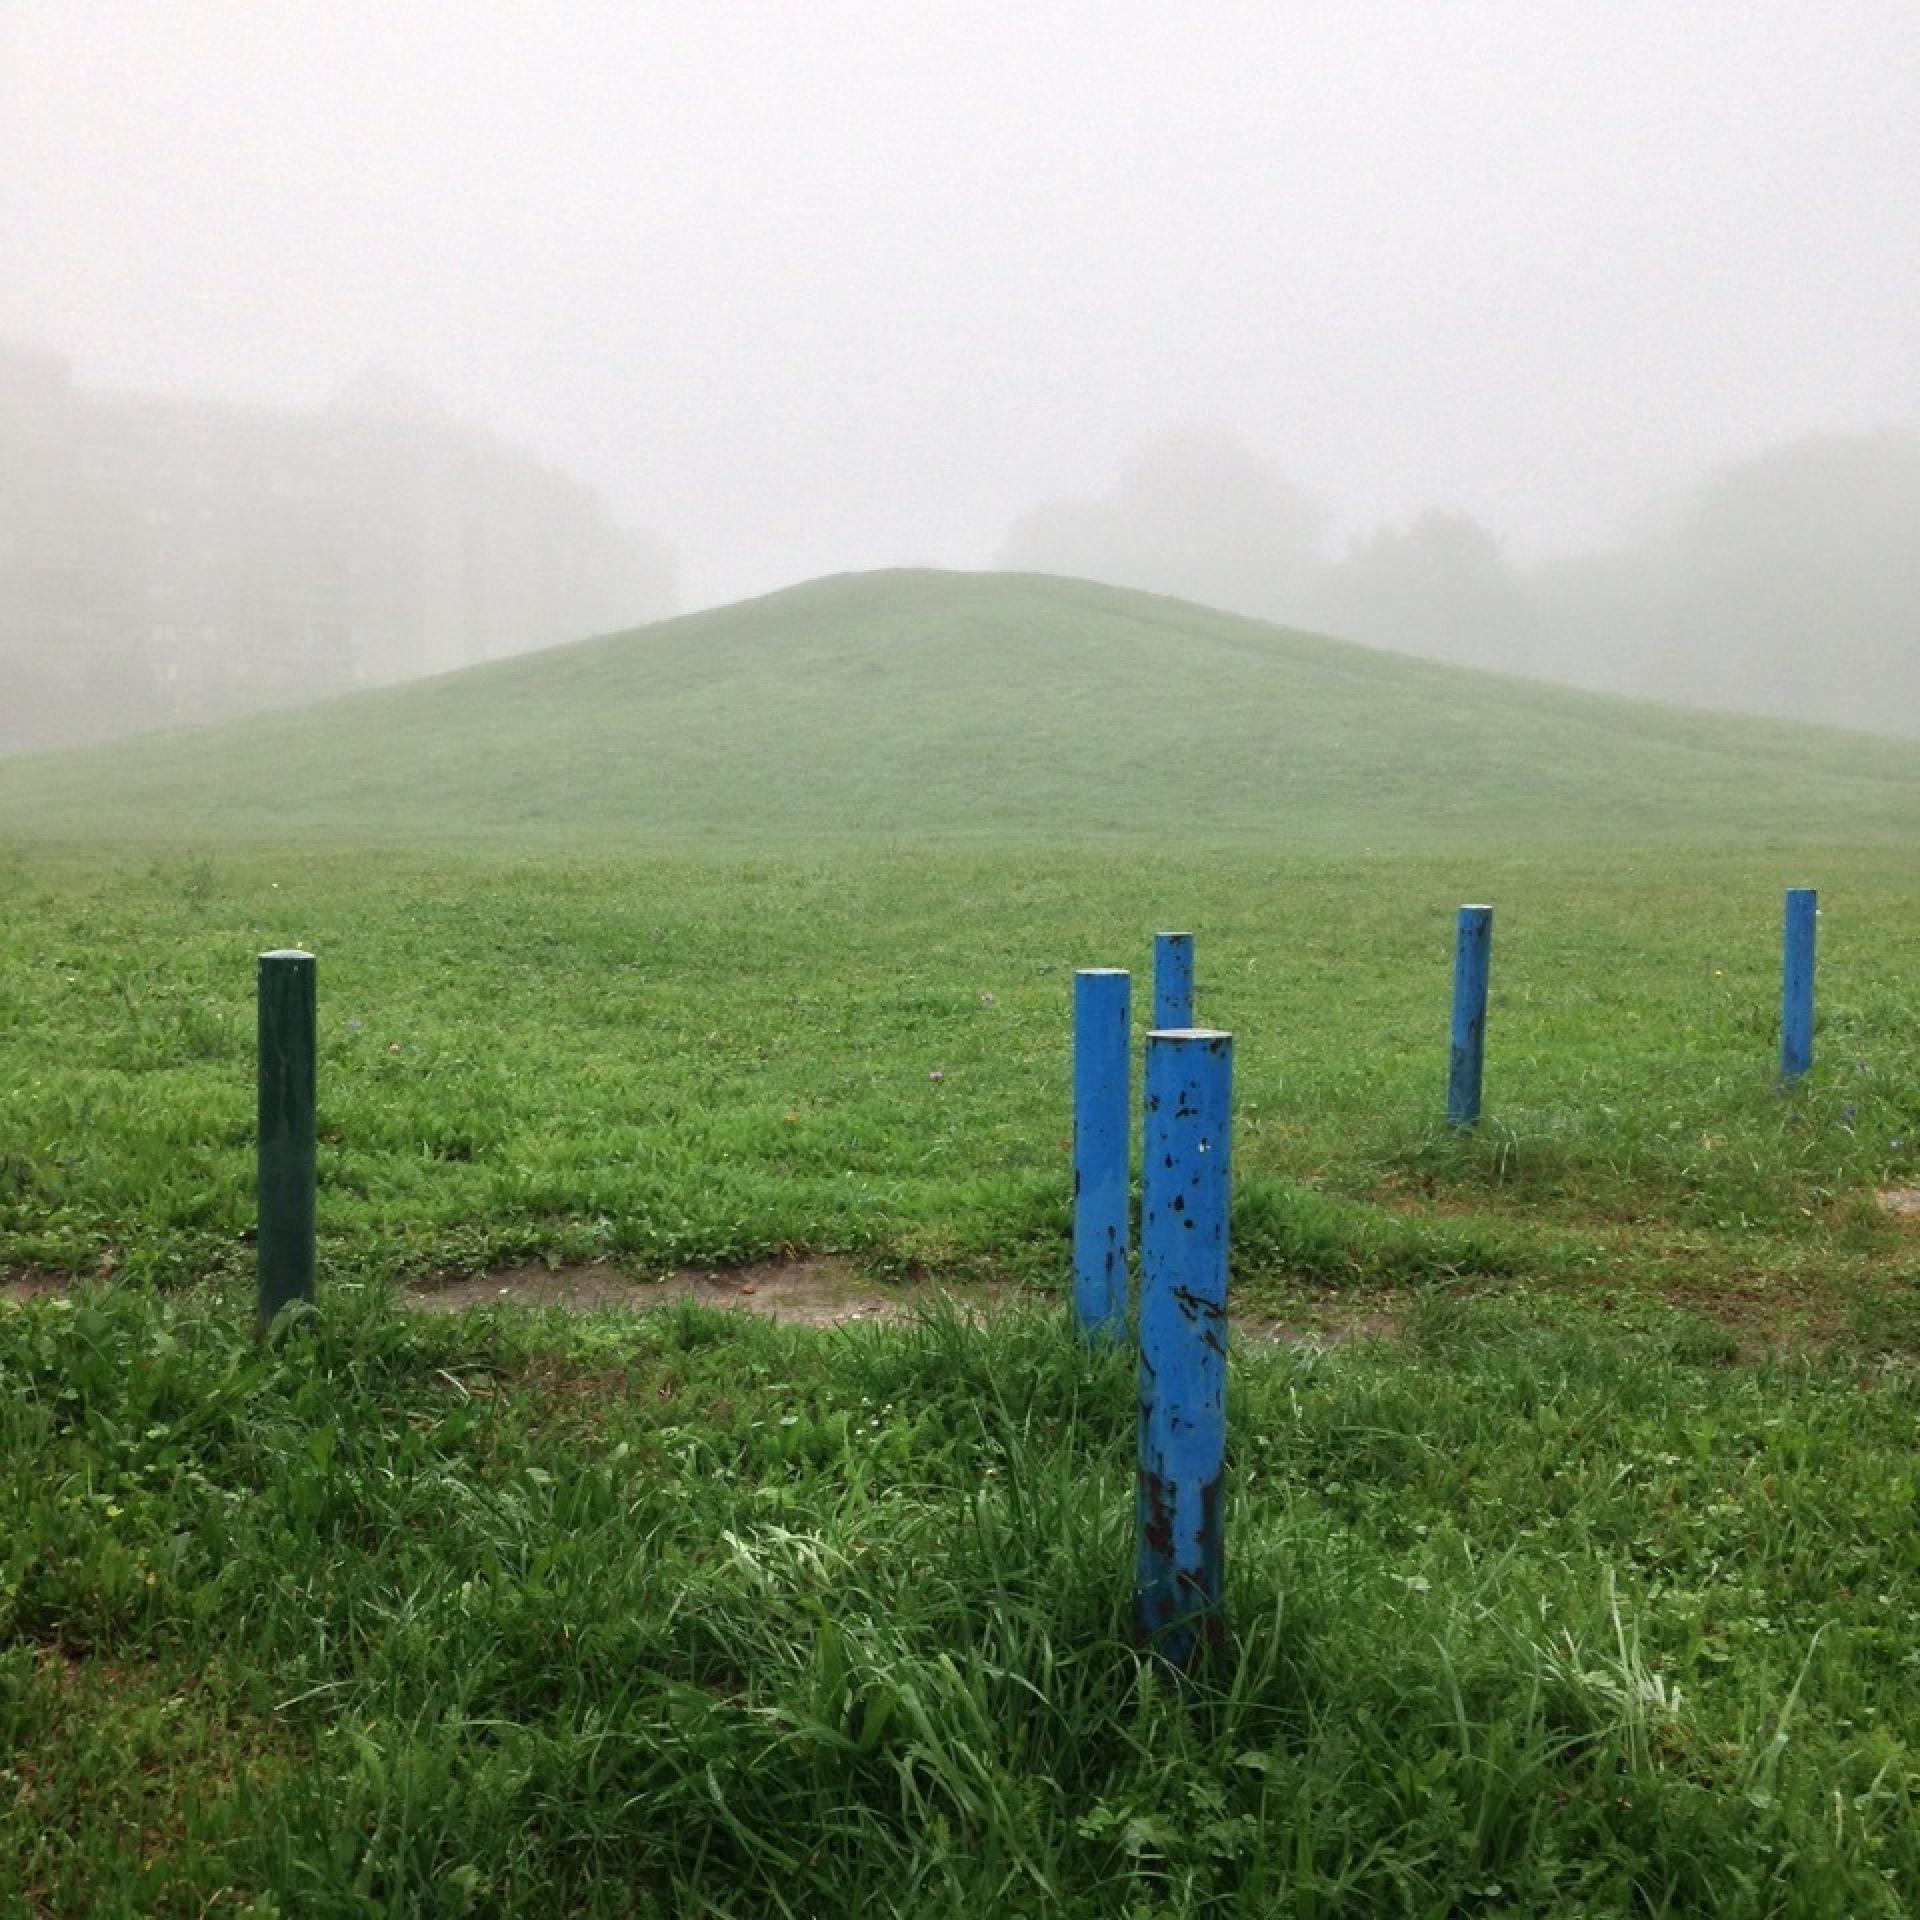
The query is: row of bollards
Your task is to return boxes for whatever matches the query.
[245,890,1823,1671]
[1075,933,1234,1668]
[1444,887,1820,1126]
[1078,890,1824,1667]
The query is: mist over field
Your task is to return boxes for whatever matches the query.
[12,14,1920,1913]
[999,421,1920,737]
[0,346,676,749]
[2,1,1916,747]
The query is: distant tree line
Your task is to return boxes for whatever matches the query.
[0,343,675,751]
[999,422,1920,737]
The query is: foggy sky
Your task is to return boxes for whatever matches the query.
[4,2,1917,610]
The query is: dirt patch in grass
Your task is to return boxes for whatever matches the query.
[1242,1309,1404,1348]
[1,1268,72,1304]
[407,1261,1415,1345]
[404,1256,1005,1329]
[0,1261,1391,1347]
[1878,1188,1920,1220]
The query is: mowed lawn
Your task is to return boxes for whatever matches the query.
[2,837,1915,1311]
[4,573,1920,1914]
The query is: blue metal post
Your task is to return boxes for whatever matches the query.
[1073,968,1131,1344]
[1447,905,1493,1128]
[1781,888,1817,1083]
[1135,1026,1232,1669]
[257,948,317,1331]
[1153,931,1194,1031]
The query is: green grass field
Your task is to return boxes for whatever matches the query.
[4,571,1920,1915]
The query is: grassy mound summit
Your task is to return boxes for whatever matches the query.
[4,569,1915,845]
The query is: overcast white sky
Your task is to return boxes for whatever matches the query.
[4,2,1916,607]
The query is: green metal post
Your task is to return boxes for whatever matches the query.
[257,949,316,1330]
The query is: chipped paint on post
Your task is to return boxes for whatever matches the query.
[258,949,317,1331]
[1153,931,1194,1031]
[1135,1026,1232,1669]
[1073,968,1131,1344]
[1782,887,1817,1082]
[1447,905,1492,1128]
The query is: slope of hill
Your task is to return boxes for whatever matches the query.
[2,569,1915,845]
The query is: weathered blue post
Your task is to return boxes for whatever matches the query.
[1073,968,1131,1344]
[1447,905,1493,1128]
[1135,1026,1232,1670]
[1153,931,1194,1031]
[1781,887,1817,1083]
[257,949,317,1331]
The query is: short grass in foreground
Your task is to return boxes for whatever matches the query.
[5,1284,1920,1918]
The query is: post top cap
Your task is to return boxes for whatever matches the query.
[1459,903,1494,914]
[1154,929,1194,939]
[259,948,315,962]
[1146,1026,1232,1043]
[1076,965,1129,977]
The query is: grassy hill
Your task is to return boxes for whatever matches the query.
[4,568,1916,845]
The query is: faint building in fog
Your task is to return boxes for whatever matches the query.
[0,344,674,749]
